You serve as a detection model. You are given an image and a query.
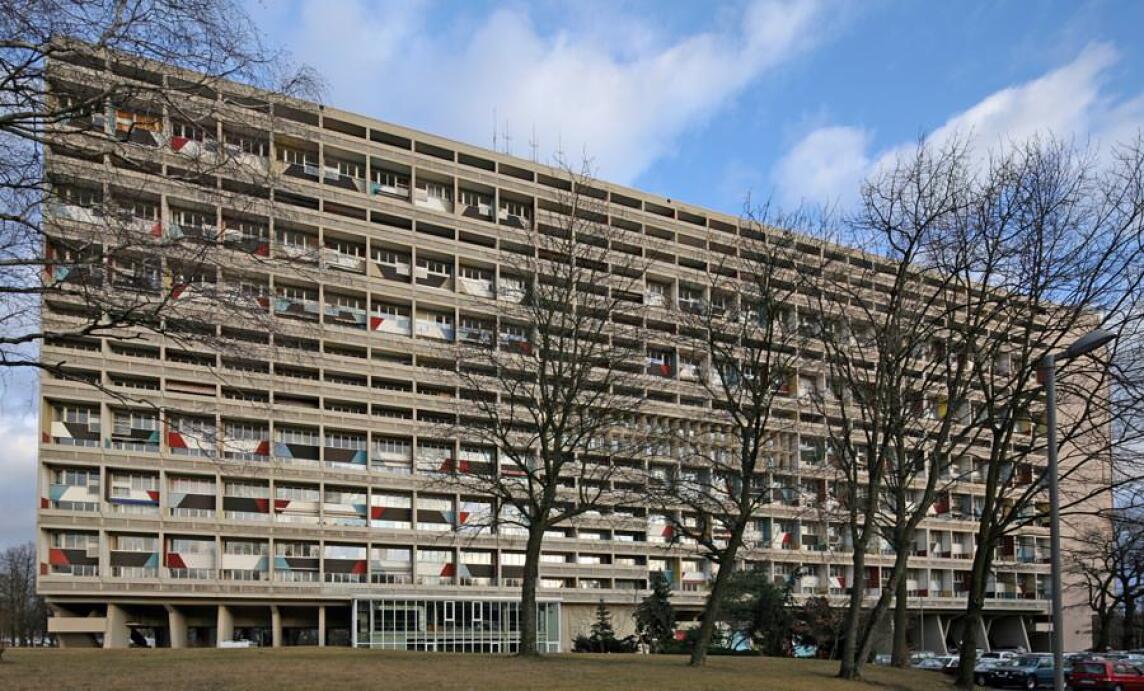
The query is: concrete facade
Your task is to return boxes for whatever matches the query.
[36,48,1096,654]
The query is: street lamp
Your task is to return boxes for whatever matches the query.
[1042,327,1117,691]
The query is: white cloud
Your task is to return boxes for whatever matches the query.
[773,42,1144,208]
[772,125,870,208]
[0,372,39,549]
[254,0,829,184]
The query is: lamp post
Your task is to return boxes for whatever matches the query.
[1042,328,1117,691]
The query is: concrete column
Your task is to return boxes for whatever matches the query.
[318,605,326,647]
[167,605,187,649]
[992,615,1031,651]
[271,605,282,648]
[923,614,947,654]
[104,604,130,649]
[217,604,234,646]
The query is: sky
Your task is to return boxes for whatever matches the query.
[3,0,1144,548]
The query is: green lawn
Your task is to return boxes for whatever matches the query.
[0,647,955,690]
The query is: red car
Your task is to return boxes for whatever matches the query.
[1070,660,1144,690]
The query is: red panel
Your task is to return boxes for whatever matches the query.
[351,560,367,575]
[48,548,70,566]
[167,431,187,449]
[165,553,187,569]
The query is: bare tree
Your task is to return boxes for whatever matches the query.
[1,0,321,399]
[449,160,649,655]
[940,137,1144,689]
[1067,512,1144,650]
[805,139,996,675]
[651,206,806,666]
[0,543,46,647]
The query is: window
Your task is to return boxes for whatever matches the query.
[277,485,319,502]
[421,181,452,200]
[335,159,363,178]
[56,185,101,207]
[116,536,157,552]
[375,249,410,266]
[225,481,267,498]
[279,148,315,166]
[122,198,158,220]
[170,476,214,494]
[326,432,365,449]
[171,121,209,141]
[416,257,452,276]
[375,438,411,455]
[276,228,314,249]
[225,132,267,156]
[460,266,491,280]
[502,200,530,218]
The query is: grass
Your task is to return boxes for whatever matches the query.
[0,647,956,690]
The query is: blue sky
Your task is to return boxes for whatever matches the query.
[2,0,1143,548]
[247,0,1144,211]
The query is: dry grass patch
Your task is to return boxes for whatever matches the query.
[0,647,955,690]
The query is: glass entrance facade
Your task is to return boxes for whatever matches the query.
[352,597,561,653]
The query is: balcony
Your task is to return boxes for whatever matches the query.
[220,569,268,582]
[323,165,366,193]
[276,570,320,583]
[457,274,495,298]
[458,326,494,346]
[370,311,411,336]
[274,296,321,320]
[48,201,101,225]
[459,193,494,221]
[370,572,413,585]
[497,205,532,229]
[415,319,455,342]
[321,248,366,273]
[277,243,319,262]
[370,174,410,199]
[324,303,367,329]
[413,187,454,213]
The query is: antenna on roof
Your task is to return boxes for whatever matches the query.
[503,119,512,156]
[529,124,538,162]
[492,108,498,151]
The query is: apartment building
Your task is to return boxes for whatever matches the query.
[36,49,1084,653]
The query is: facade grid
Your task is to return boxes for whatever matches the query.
[36,50,1074,652]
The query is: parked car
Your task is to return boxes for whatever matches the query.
[1069,659,1144,690]
[963,657,1007,686]
[981,650,1018,663]
[984,654,1057,689]
[915,655,957,671]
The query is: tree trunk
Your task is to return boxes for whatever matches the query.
[1123,598,1137,651]
[1094,610,1111,651]
[838,542,868,679]
[955,548,991,688]
[517,523,546,656]
[891,568,911,666]
[688,532,743,666]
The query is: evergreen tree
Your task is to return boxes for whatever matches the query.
[634,571,676,652]
[589,600,617,652]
